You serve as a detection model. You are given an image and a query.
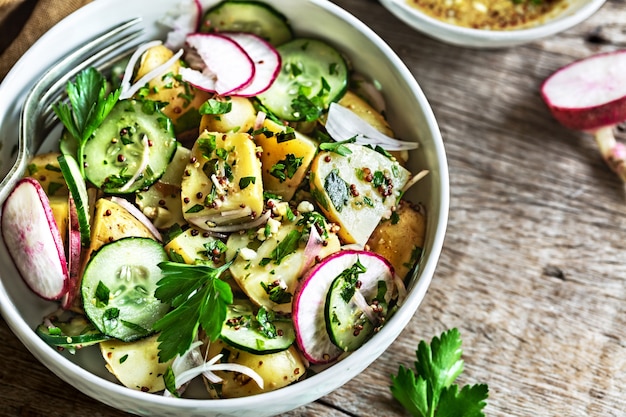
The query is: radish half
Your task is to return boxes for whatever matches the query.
[221,32,281,97]
[180,33,255,95]
[292,249,394,364]
[541,50,626,181]
[1,178,69,300]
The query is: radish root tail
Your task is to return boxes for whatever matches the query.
[594,126,626,182]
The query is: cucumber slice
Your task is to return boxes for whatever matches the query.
[57,154,90,246]
[81,237,170,342]
[325,252,393,352]
[36,315,109,350]
[221,301,295,354]
[83,99,176,194]
[257,38,349,122]
[200,0,293,46]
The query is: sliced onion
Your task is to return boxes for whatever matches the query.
[393,273,408,306]
[352,73,387,113]
[299,225,325,276]
[120,48,184,100]
[401,169,429,193]
[164,340,205,396]
[351,289,378,325]
[117,135,151,193]
[109,196,163,242]
[326,102,419,151]
[175,352,264,389]
[189,209,272,233]
[119,40,162,98]
[254,111,267,131]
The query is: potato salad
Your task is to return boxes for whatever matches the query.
[0,0,428,398]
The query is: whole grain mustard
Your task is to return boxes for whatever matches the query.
[407,0,568,30]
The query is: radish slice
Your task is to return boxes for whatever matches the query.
[292,249,394,364]
[181,33,255,95]
[221,32,281,97]
[61,196,82,310]
[1,178,68,300]
[541,51,626,181]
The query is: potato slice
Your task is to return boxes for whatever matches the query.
[181,131,264,228]
[199,96,257,134]
[226,214,340,313]
[24,152,69,196]
[206,339,306,398]
[100,334,172,393]
[253,119,318,201]
[48,195,69,245]
[366,200,426,279]
[309,143,410,246]
[164,226,225,265]
[135,44,211,137]
[136,145,191,229]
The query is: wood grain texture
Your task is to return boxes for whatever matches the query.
[2,0,626,416]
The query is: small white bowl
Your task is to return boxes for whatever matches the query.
[0,0,449,416]
[380,0,606,48]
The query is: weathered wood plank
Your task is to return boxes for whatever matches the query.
[3,0,626,416]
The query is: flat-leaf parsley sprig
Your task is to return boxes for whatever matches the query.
[152,259,234,363]
[390,328,488,417]
[53,67,120,177]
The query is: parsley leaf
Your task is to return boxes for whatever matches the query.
[390,328,488,417]
[53,67,120,177]
[153,260,234,363]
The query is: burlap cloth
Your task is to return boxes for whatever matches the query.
[0,0,92,82]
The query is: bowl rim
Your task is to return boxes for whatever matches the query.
[380,0,607,47]
[0,0,450,414]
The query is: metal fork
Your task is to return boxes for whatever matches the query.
[0,17,145,203]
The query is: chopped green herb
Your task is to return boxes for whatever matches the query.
[269,154,304,182]
[320,138,356,156]
[261,281,293,304]
[336,258,367,302]
[259,230,302,266]
[239,176,257,189]
[324,169,350,213]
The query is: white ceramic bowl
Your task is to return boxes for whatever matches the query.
[380,0,606,48]
[0,0,449,416]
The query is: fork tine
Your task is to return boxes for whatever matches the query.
[21,18,144,152]
[38,27,144,110]
[1,18,145,203]
[38,30,145,134]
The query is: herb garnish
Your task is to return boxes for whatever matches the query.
[324,169,350,212]
[320,138,356,156]
[269,154,304,182]
[390,328,489,417]
[53,67,120,177]
[153,260,234,363]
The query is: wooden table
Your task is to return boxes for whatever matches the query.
[2,0,626,415]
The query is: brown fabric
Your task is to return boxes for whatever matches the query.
[0,0,92,81]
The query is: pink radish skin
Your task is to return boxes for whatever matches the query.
[541,50,626,181]
[292,249,394,364]
[181,33,255,95]
[221,32,281,97]
[61,197,82,310]
[1,178,69,300]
